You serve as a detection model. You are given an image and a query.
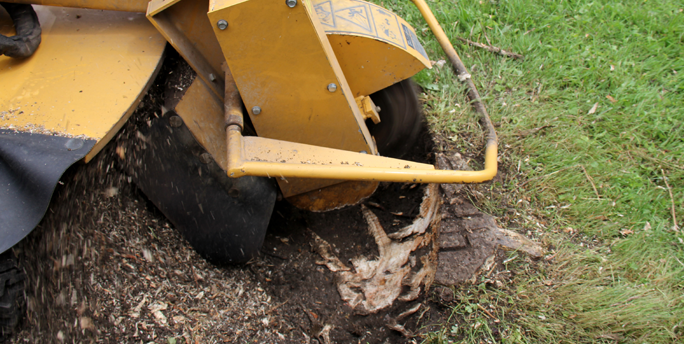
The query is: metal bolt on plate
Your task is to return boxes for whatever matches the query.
[327,83,337,92]
[169,115,183,128]
[286,0,297,8]
[217,19,228,30]
[252,106,262,115]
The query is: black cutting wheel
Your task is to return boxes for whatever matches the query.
[368,79,423,159]
[0,250,26,341]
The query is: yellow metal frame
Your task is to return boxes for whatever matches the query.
[221,70,497,184]
[219,0,498,185]
[4,0,498,186]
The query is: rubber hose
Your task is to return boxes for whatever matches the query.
[0,3,41,58]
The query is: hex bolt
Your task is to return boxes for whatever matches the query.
[327,83,337,92]
[217,19,228,30]
[252,106,262,115]
[199,152,212,164]
[286,0,297,8]
[169,115,183,128]
[360,150,368,154]
[208,73,216,82]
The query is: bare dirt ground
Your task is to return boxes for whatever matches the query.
[10,135,453,344]
[7,53,534,344]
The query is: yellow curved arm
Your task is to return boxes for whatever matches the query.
[226,127,497,184]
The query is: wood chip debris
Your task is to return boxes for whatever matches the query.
[148,302,168,324]
[318,324,333,344]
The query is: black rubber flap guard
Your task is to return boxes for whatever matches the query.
[0,130,95,253]
[127,112,277,264]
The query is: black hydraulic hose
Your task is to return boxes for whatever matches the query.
[411,0,498,152]
[0,2,41,58]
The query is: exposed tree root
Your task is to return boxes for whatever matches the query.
[313,184,441,315]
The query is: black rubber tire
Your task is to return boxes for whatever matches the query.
[0,250,26,342]
[368,79,423,159]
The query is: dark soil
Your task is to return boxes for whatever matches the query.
[8,131,452,344]
[248,135,444,344]
[6,52,522,344]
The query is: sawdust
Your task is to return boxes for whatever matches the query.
[10,154,281,343]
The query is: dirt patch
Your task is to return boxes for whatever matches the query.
[9,132,451,344]
[247,136,445,343]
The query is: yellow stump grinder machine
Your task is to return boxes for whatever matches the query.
[0,0,498,337]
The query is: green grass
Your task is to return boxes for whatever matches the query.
[380,0,684,342]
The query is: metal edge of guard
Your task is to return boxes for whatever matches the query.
[0,129,96,254]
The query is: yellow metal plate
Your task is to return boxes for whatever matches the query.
[242,136,433,171]
[208,0,373,151]
[147,0,227,100]
[313,0,431,96]
[328,34,429,97]
[0,6,166,161]
[208,0,376,197]
[174,77,228,169]
[313,0,429,60]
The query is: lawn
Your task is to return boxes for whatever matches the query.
[381,0,683,342]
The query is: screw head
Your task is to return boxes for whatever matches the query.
[252,106,262,115]
[217,19,228,30]
[286,0,297,8]
[327,83,337,92]
[169,115,183,128]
